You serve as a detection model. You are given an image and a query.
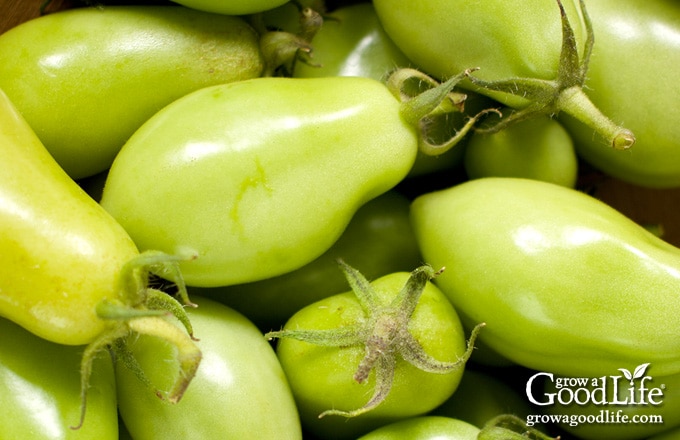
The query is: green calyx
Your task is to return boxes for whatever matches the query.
[256,4,324,77]
[466,0,635,150]
[387,67,501,156]
[72,250,201,430]
[265,259,485,418]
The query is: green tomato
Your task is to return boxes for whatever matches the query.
[116,296,302,440]
[100,76,419,287]
[0,316,117,439]
[374,0,587,90]
[193,191,423,331]
[0,6,263,179]
[262,1,491,177]
[293,3,500,177]
[431,369,536,429]
[559,0,680,188]
[0,88,200,421]
[289,1,495,179]
[540,368,680,440]
[464,115,578,187]
[269,265,477,439]
[293,3,411,80]
[356,416,480,440]
[410,177,680,378]
[0,87,133,345]
[373,0,635,151]
[255,0,324,40]
[170,0,289,15]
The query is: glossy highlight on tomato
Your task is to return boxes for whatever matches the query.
[0,316,118,439]
[0,5,264,179]
[0,87,138,346]
[4,1,680,438]
[411,177,680,378]
[293,3,410,80]
[559,0,680,187]
[101,76,419,287]
[374,0,635,150]
[0,87,200,426]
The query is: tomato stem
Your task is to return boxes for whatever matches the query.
[145,288,197,340]
[71,324,129,430]
[127,316,203,404]
[418,107,502,156]
[111,250,197,333]
[258,6,323,77]
[388,67,496,156]
[95,298,169,320]
[557,86,635,150]
[392,68,470,126]
[71,250,201,429]
[464,0,635,150]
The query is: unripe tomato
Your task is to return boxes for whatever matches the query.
[0,6,263,179]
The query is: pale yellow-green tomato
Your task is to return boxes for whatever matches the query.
[411,177,680,377]
[0,6,263,179]
[100,76,420,287]
[0,88,138,346]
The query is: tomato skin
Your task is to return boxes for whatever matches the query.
[194,191,422,331]
[101,76,418,287]
[374,0,680,187]
[115,296,302,440]
[559,0,680,188]
[291,1,482,179]
[0,88,138,346]
[170,0,288,15]
[373,0,587,107]
[293,3,411,81]
[274,271,469,439]
[464,116,578,187]
[356,416,480,440]
[410,177,680,377]
[0,6,263,179]
[0,87,203,429]
[0,316,118,439]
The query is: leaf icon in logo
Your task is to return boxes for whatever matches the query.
[633,363,651,379]
[618,368,633,382]
[618,363,650,385]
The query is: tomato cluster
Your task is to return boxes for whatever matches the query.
[2,0,680,439]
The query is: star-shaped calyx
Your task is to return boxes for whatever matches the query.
[465,0,635,150]
[265,259,484,418]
